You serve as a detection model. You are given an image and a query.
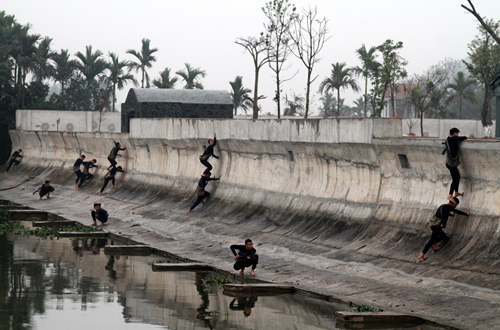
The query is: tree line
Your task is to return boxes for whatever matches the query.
[231,0,500,136]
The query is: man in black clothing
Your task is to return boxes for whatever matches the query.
[229,296,258,317]
[443,127,467,200]
[38,180,55,200]
[108,141,126,169]
[187,170,221,213]
[73,155,86,188]
[77,159,101,189]
[230,239,259,276]
[199,133,219,172]
[91,203,108,226]
[5,149,22,173]
[99,166,126,195]
[418,197,470,262]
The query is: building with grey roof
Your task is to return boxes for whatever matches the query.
[121,88,233,132]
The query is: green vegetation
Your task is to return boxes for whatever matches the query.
[201,276,232,290]
[150,260,185,265]
[352,305,383,312]
[0,221,102,240]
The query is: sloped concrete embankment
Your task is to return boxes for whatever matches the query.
[7,118,500,285]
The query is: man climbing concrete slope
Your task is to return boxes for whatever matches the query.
[418,197,470,262]
[108,141,126,169]
[187,170,221,213]
[99,165,126,195]
[77,159,101,189]
[443,127,467,200]
[199,132,219,172]
[72,155,85,188]
[5,149,22,173]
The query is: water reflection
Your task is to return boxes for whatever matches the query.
[0,233,444,330]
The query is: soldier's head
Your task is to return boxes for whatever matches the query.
[449,127,460,136]
[449,197,460,208]
[94,203,101,211]
[18,149,22,153]
[208,139,214,145]
[44,180,50,186]
[203,169,212,177]
[91,159,97,164]
[80,155,86,160]
[245,239,253,250]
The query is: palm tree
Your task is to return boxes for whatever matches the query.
[353,96,365,115]
[152,67,178,89]
[318,91,335,117]
[283,93,304,116]
[355,44,377,117]
[229,76,252,115]
[446,71,477,119]
[318,62,360,116]
[33,36,55,81]
[52,49,77,97]
[127,38,158,88]
[75,45,107,86]
[103,52,137,112]
[176,63,206,89]
[9,23,40,108]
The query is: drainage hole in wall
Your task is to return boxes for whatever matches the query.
[287,150,294,162]
[398,154,410,169]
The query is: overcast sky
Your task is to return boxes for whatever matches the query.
[3,0,499,114]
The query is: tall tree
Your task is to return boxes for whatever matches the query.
[33,36,55,81]
[51,49,77,97]
[10,23,40,109]
[404,69,447,136]
[377,39,408,118]
[289,6,329,118]
[103,52,137,112]
[152,67,178,89]
[176,63,206,89]
[355,44,377,117]
[229,76,252,115]
[235,35,271,119]
[127,38,158,88]
[263,0,298,118]
[446,71,477,119]
[74,45,107,86]
[464,20,500,135]
[318,62,360,116]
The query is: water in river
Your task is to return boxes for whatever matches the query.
[0,231,445,330]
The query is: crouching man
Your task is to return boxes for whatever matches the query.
[230,239,259,276]
[91,203,108,226]
[38,180,54,200]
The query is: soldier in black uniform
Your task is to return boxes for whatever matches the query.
[99,166,126,195]
[38,180,55,200]
[187,170,221,213]
[73,155,86,188]
[108,141,126,169]
[199,133,219,172]
[77,159,101,189]
[5,149,23,173]
[91,203,108,226]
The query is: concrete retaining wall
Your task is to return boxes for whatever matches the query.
[16,109,121,133]
[403,118,495,138]
[7,117,500,275]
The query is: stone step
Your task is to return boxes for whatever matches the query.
[223,283,295,294]
[8,210,48,221]
[104,245,151,256]
[58,232,108,238]
[152,262,213,272]
[32,221,77,227]
[335,311,423,326]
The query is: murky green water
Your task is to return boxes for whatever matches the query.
[0,231,444,330]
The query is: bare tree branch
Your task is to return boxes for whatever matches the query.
[462,0,500,45]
